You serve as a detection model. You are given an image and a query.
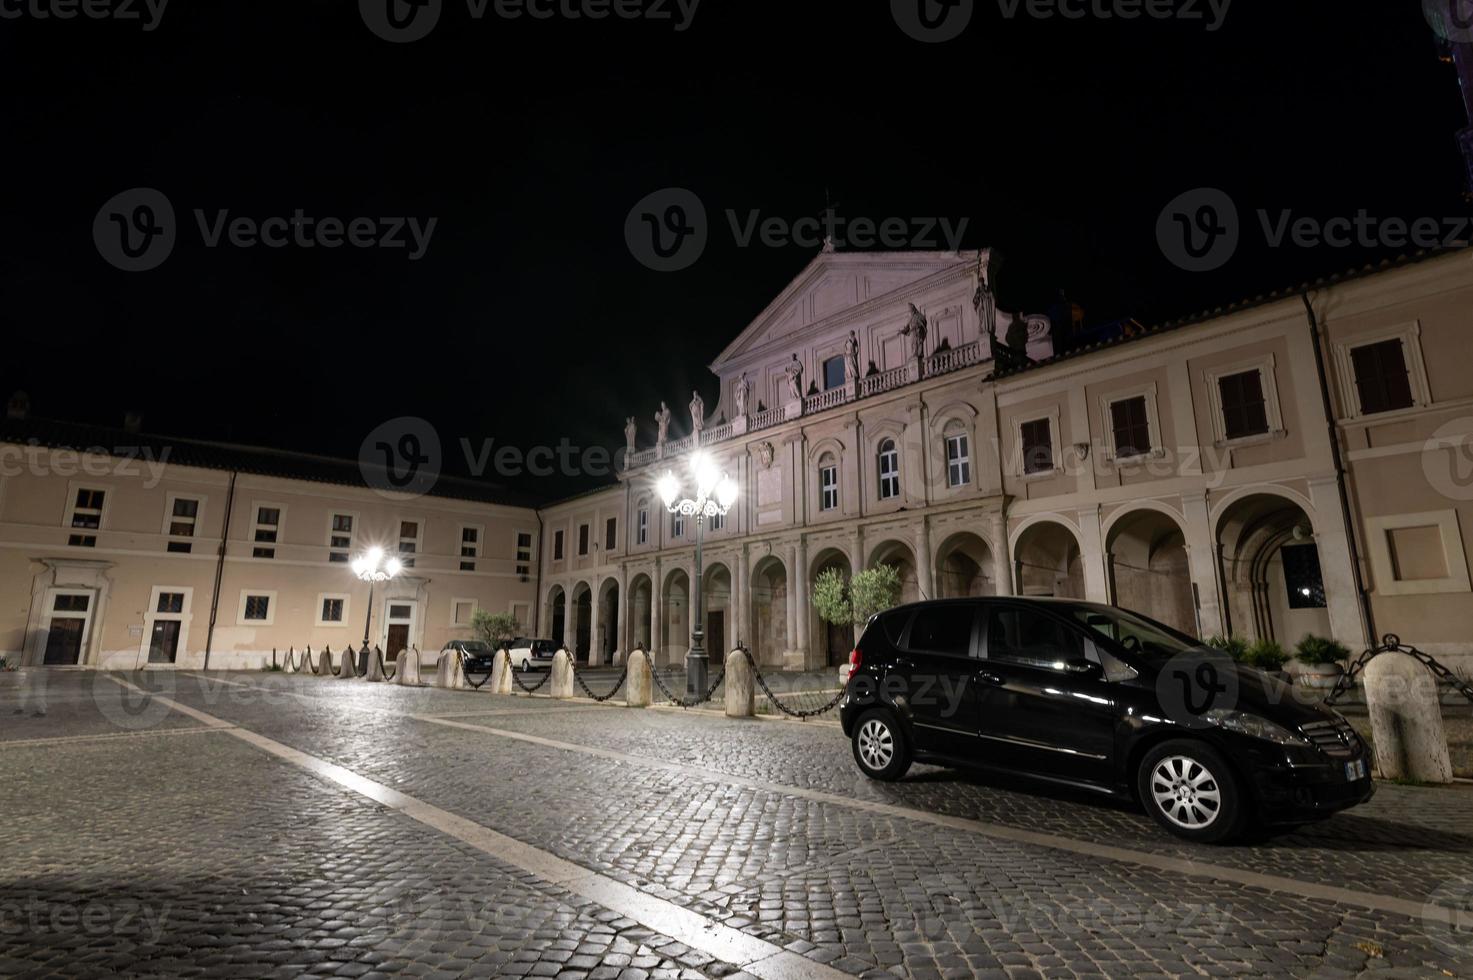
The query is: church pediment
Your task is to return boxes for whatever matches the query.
[711,251,978,370]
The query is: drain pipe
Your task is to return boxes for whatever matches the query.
[1300,291,1377,646]
[203,470,238,670]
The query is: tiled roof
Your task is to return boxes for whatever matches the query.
[995,247,1469,379]
[0,416,544,509]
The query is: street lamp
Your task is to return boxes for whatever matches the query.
[657,451,739,699]
[351,546,403,650]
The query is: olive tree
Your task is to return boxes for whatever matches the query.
[812,564,903,630]
[471,610,520,649]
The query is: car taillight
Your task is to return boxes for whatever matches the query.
[849,647,862,670]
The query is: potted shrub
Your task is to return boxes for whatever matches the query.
[1294,634,1350,689]
[1205,634,1248,661]
[1243,638,1289,679]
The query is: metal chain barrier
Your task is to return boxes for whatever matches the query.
[742,649,846,719]
[376,646,398,681]
[460,651,494,690]
[572,662,629,702]
[513,665,552,693]
[1327,633,1473,706]
[648,659,727,708]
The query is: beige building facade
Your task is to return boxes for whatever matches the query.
[540,248,1473,675]
[0,432,541,670]
[4,248,1471,674]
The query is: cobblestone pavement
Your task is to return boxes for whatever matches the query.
[4,668,1473,979]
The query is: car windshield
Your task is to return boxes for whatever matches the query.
[459,641,492,653]
[1066,605,1204,662]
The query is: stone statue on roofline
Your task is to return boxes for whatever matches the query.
[901,303,928,361]
[690,390,705,435]
[655,402,671,446]
[784,354,804,404]
[624,417,637,456]
[733,372,749,417]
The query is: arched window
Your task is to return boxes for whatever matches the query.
[818,453,839,511]
[877,439,900,500]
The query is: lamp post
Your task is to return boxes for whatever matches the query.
[351,547,403,651]
[658,452,739,700]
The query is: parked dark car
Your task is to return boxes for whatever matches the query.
[839,598,1373,843]
[440,639,497,673]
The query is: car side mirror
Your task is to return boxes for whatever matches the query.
[1062,658,1103,680]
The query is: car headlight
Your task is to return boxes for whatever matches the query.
[1202,709,1310,746]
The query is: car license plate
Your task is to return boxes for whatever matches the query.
[1344,758,1367,781]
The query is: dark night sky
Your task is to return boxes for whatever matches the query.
[2,1,1469,499]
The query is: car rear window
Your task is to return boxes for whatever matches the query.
[533,640,555,653]
[904,605,975,657]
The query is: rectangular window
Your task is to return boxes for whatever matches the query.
[637,508,648,545]
[321,597,345,623]
[878,441,900,500]
[710,510,726,532]
[515,531,533,576]
[605,517,617,551]
[820,464,839,511]
[71,488,105,530]
[1217,370,1269,440]
[1282,543,1327,609]
[329,514,354,564]
[452,599,476,626]
[460,526,481,572]
[1109,396,1152,459]
[823,355,845,391]
[672,513,685,538]
[553,530,564,560]
[578,524,590,556]
[69,534,96,548]
[945,433,971,487]
[242,594,271,621]
[157,591,185,614]
[1350,338,1414,416]
[166,496,200,554]
[252,506,280,560]
[1020,419,1054,475]
[398,520,420,568]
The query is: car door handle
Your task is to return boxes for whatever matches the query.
[894,658,914,670]
[976,671,1004,686]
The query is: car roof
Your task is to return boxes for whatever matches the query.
[884,596,1113,615]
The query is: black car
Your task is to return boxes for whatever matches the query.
[839,598,1373,843]
[441,639,497,673]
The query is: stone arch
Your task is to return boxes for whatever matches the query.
[1012,519,1085,598]
[809,546,855,667]
[659,567,691,668]
[1105,507,1196,636]
[749,554,789,668]
[546,584,567,648]
[701,561,733,657]
[868,538,921,603]
[594,577,620,666]
[628,572,653,650]
[570,581,593,661]
[934,531,996,598]
[1215,492,1328,645]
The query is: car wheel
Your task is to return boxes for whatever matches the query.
[519,659,530,672]
[1137,740,1245,844]
[851,709,911,781]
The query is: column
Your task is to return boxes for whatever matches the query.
[990,511,1014,596]
[785,540,800,659]
[735,543,749,651]
[915,518,934,600]
[1076,507,1110,603]
[617,566,630,658]
[796,534,810,667]
[652,562,665,666]
[588,584,601,666]
[1181,492,1225,638]
[1309,477,1369,649]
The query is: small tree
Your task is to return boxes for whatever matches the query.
[471,610,520,650]
[812,564,903,630]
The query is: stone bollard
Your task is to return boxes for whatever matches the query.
[625,649,653,707]
[395,648,421,686]
[436,650,468,689]
[550,648,575,699]
[491,649,513,695]
[317,649,332,675]
[1364,652,1453,783]
[338,648,358,679]
[364,646,385,682]
[725,648,755,718]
